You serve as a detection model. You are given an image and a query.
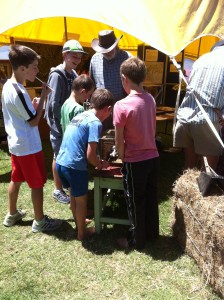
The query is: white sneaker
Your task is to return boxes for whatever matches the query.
[32,215,63,233]
[53,190,70,204]
[3,209,26,227]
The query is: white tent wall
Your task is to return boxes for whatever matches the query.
[0,0,224,56]
[0,0,223,108]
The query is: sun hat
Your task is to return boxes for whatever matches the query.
[91,30,123,54]
[62,40,88,54]
[210,39,224,51]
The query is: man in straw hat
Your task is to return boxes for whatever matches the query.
[90,30,132,131]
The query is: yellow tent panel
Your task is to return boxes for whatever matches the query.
[0,17,143,52]
[184,36,220,60]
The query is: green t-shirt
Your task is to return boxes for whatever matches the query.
[61,98,84,133]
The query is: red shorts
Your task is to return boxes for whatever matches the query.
[11,151,47,188]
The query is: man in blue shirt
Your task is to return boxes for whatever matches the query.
[90,30,132,131]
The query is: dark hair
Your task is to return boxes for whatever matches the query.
[9,44,40,70]
[90,88,114,109]
[72,74,95,92]
[120,57,146,85]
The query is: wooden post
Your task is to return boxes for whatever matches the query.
[64,17,68,42]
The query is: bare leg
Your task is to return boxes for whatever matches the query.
[52,159,63,190]
[184,147,199,169]
[70,194,76,225]
[75,194,87,240]
[31,188,44,221]
[8,181,22,215]
[70,191,92,226]
[72,194,94,240]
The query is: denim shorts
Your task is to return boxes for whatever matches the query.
[56,164,88,197]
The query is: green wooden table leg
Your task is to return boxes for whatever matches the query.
[94,177,102,233]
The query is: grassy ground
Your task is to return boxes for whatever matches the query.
[0,122,221,300]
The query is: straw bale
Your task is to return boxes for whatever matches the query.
[172,169,224,298]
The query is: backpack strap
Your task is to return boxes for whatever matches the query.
[50,68,77,81]
[50,69,67,80]
[49,69,68,86]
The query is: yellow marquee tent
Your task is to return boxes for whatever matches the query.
[0,0,224,57]
[0,17,143,53]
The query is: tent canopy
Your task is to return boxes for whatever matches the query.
[0,17,143,52]
[0,0,224,56]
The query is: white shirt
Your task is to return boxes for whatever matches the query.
[1,79,42,155]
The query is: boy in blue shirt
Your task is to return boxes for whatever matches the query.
[56,88,113,240]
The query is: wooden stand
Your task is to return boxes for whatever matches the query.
[156,106,174,135]
[93,166,130,233]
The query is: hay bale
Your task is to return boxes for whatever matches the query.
[172,169,224,298]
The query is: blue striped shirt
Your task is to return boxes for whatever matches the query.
[177,46,224,124]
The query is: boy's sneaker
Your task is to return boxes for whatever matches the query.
[53,190,70,204]
[32,215,63,233]
[3,209,26,227]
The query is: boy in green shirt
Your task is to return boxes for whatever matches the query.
[61,74,95,133]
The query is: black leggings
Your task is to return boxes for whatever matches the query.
[121,157,160,249]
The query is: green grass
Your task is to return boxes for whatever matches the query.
[0,128,221,300]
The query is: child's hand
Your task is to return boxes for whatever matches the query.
[32,97,40,109]
[101,160,109,169]
[95,160,109,170]
[40,83,52,99]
